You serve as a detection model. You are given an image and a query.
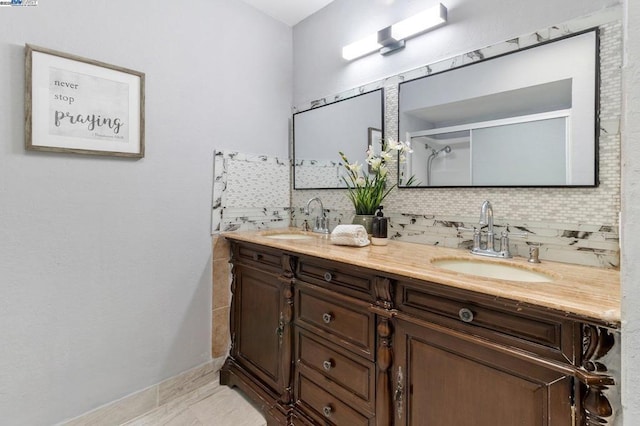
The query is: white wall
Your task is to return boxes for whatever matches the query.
[622,0,640,422]
[0,1,291,424]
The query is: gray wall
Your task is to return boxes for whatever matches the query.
[0,0,291,424]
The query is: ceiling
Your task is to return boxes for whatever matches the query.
[241,0,336,26]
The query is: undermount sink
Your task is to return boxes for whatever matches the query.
[431,258,554,282]
[263,233,315,240]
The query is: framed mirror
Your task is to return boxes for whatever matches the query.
[398,29,598,188]
[293,89,384,189]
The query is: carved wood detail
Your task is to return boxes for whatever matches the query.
[581,325,615,425]
[376,317,393,426]
[395,365,404,422]
[279,254,296,405]
[281,253,296,281]
[229,261,236,353]
[583,325,615,372]
[373,276,393,309]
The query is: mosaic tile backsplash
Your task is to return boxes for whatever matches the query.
[213,9,621,269]
[211,151,290,233]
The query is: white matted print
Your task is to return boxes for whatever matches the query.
[25,44,145,158]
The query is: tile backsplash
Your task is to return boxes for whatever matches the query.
[287,208,619,268]
[211,151,290,233]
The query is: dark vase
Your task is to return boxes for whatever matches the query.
[352,214,375,235]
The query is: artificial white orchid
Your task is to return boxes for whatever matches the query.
[339,138,412,215]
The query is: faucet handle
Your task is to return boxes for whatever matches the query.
[458,226,481,251]
[498,230,528,259]
[314,216,330,234]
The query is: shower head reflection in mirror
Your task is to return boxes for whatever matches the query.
[426,144,452,186]
[406,134,469,187]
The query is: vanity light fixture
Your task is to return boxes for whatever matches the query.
[342,3,448,60]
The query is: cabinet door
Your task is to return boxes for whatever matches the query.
[233,264,288,399]
[393,318,574,426]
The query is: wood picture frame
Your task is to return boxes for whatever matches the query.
[25,44,145,158]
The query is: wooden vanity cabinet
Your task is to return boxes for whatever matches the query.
[392,317,574,425]
[220,242,295,424]
[292,282,377,425]
[231,265,288,396]
[392,279,581,425]
[221,239,616,426]
[292,256,379,425]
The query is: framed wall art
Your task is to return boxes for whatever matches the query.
[25,44,145,158]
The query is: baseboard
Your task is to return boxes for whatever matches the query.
[58,357,227,426]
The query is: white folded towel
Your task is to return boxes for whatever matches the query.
[330,224,370,247]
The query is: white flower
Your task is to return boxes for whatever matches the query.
[369,157,382,171]
[400,141,413,154]
[386,137,400,151]
[355,176,366,187]
[366,145,375,161]
[347,161,362,174]
[380,150,393,162]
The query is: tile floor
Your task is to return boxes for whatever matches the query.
[123,380,266,426]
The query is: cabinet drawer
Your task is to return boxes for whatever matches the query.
[297,328,375,407]
[397,281,575,360]
[234,242,282,273]
[298,374,372,426]
[296,284,375,359]
[297,256,374,300]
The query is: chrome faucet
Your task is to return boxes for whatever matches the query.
[479,200,495,252]
[458,200,527,259]
[305,197,329,234]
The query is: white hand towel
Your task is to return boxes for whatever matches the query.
[330,224,370,247]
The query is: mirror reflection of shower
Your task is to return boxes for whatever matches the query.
[426,145,451,186]
[405,131,470,187]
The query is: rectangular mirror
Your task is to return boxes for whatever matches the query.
[293,89,384,189]
[398,30,598,187]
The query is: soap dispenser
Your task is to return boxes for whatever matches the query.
[371,206,388,246]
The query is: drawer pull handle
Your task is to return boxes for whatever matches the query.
[458,308,474,323]
[323,272,333,282]
[322,405,333,418]
[323,360,333,371]
[322,313,334,324]
[252,253,262,261]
